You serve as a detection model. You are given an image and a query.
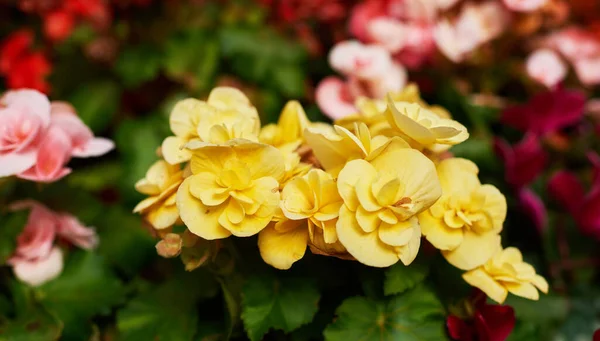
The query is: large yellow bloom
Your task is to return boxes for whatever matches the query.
[133,160,184,229]
[419,158,506,270]
[176,140,284,239]
[336,147,442,267]
[161,87,260,164]
[385,98,468,152]
[463,247,549,304]
[258,169,344,270]
[304,122,409,177]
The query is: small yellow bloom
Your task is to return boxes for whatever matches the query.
[259,169,344,270]
[385,98,468,152]
[419,158,506,270]
[176,140,284,240]
[259,100,310,149]
[133,160,184,229]
[388,83,452,119]
[336,147,442,267]
[463,247,549,304]
[161,87,260,164]
[304,122,409,177]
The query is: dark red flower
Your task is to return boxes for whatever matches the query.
[43,10,76,41]
[594,328,600,341]
[517,188,547,233]
[447,290,516,341]
[0,30,34,74]
[548,153,600,239]
[501,87,586,136]
[6,52,52,93]
[494,134,549,189]
[64,0,111,29]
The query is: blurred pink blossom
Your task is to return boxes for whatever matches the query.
[517,188,547,233]
[494,134,548,189]
[316,41,406,119]
[573,57,600,86]
[544,27,600,85]
[7,200,98,286]
[526,49,567,88]
[503,0,547,12]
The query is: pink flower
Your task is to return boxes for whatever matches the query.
[526,49,567,88]
[494,134,548,189]
[349,0,387,42]
[11,247,63,287]
[546,27,600,62]
[573,57,600,86]
[315,77,359,120]
[8,203,57,262]
[503,0,547,12]
[55,213,99,250]
[517,188,547,233]
[17,125,72,183]
[50,101,114,157]
[329,41,395,79]
[0,89,51,177]
[501,87,585,135]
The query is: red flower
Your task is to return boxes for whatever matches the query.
[494,134,549,189]
[43,10,76,42]
[548,153,600,239]
[501,87,586,136]
[594,328,600,341]
[447,290,516,341]
[0,30,34,74]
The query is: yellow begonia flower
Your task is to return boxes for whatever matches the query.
[463,247,549,304]
[385,98,468,152]
[259,100,310,149]
[304,122,410,177]
[259,169,344,270]
[176,140,284,240]
[161,87,260,164]
[133,160,184,229]
[336,147,442,267]
[419,158,506,270]
[388,83,452,119]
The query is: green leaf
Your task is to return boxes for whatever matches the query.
[324,286,446,341]
[68,80,120,133]
[271,64,305,97]
[219,275,242,340]
[117,270,219,341]
[0,210,29,264]
[0,305,63,341]
[35,252,126,340]
[241,274,320,341]
[115,45,163,88]
[66,162,123,191]
[384,257,430,296]
[505,294,568,323]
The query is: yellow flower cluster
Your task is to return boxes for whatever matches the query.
[134,85,548,304]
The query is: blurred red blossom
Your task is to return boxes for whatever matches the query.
[447,289,516,341]
[501,87,586,136]
[494,134,548,189]
[0,30,52,93]
[518,188,547,233]
[548,153,600,239]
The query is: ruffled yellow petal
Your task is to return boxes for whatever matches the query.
[337,159,377,212]
[419,210,464,250]
[169,98,208,138]
[378,218,416,247]
[505,282,539,301]
[443,231,501,270]
[258,222,309,270]
[188,173,229,206]
[463,268,508,304]
[146,204,179,230]
[479,184,507,232]
[397,221,421,265]
[162,136,193,165]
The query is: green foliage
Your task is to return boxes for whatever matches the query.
[0,210,29,264]
[68,80,121,133]
[384,256,431,296]
[324,286,447,341]
[115,45,163,88]
[35,252,126,340]
[241,274,320,341]
[117,270,219,341]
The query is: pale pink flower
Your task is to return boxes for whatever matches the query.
[8,203,57,262]
[368,18,407,53]
[50,101,114,158]
[574,57,600,86]
[315,77,358,120]
[546,27,600,62]
[11,247,63,287]
[0,89,51,177]
[329,40,394,79]
[503,0,547,12]
[55,214,99,250]
[17,125,72,183]
[526,49,567,88]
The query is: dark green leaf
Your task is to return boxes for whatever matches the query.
[117,270,219,341]
[115,45,163,88]
[272,64,305,97]
[324,286,446,341]
[384,257,430,296]
[164,31,219,91]
[36,252,126,340]
[0,210,29,264]
[241,274,320,341]
[0,305,62,341]
[68,80,120,133]
[66,162,123,191]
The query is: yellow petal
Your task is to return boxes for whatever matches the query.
[397,221,421,265]
[443,231,501,270]
[314,201,341,221]
[355,176,381,212]
[162,136,193,165]
[134,178,160,196]
[479,184,507,232]
[532,275,549,293]
[434,119,468,145]
[146,204,180,230]
[304,128,349,174]
[372,177,402,207]
[418,210,464,250]
[207,87,253,111]
[188,173,229,206]
[169,98,208,138]
[378,209,398,225]
[233,142,285,182]
[463,268,508,304]
[385,99,436,145]
[281,177,313,219]
[190,145,234,174]
[505,282,540,301]
[133,196,160,213]
[355,205,381,233]
[436,158,480,194]
[221,212,271,237]
[498,247,523,264]
[336,205,399,267]
[337,159,377,212]
[176,177,231,240]
[278,100,309,140]
[378,218,416,247]
[258,223,309,270]
[371,148,442,215]
[244,177,280,217]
